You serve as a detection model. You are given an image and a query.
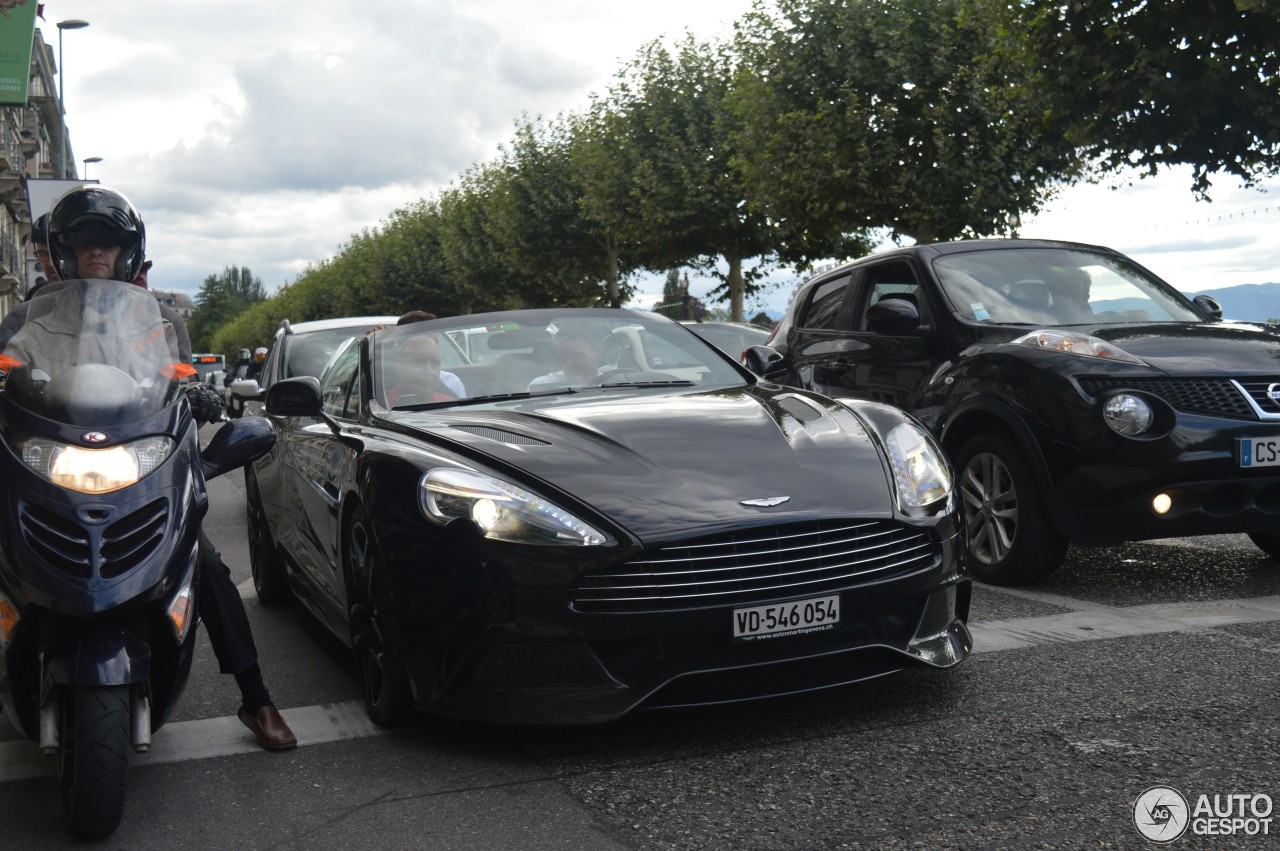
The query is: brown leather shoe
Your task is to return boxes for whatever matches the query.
[238,704,297,751]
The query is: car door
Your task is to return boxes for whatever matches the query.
[787,272,863,394]
[291,342,362,613]
[794,260,942,418]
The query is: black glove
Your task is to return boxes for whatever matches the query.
[185,382,226,424]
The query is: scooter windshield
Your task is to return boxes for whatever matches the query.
[1,280,185,427]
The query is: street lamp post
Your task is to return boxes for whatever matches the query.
[56,19,90,180]
[83,156,102,180]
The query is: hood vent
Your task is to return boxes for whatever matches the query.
[777,394,825,424]
[451,425,550,446]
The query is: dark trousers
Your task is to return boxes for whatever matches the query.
[198,529,258,675]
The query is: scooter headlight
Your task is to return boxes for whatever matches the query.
[15,436,175,494]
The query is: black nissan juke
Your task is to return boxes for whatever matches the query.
[747,238,1280,586]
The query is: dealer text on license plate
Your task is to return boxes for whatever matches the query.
[732,595,840,640]
[1240,437,1280,468]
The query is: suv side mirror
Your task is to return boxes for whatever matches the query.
[867,298,924,334]
[1193,293,1223,321]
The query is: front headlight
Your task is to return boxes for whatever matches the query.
[885,423,952,511]
[419,468,611,546]
[15,436,175,494]
[1012,330,1146,364]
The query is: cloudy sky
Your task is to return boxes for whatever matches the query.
[38,0,1280,317]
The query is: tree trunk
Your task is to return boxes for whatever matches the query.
[727,252,744,322]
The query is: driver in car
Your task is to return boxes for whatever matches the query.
[528,324,608,389]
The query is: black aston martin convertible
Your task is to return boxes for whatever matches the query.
[246,308,971,725]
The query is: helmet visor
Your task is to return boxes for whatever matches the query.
[61,227,136,250]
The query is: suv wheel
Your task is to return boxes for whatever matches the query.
[956,432,1067,586]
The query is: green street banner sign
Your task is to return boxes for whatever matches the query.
[0,1,38,105]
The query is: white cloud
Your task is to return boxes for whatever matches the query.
[40,0,1280,312]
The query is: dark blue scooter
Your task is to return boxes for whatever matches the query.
[0,280,273,838]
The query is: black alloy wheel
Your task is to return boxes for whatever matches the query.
[956,432,1067,586]
[60,685,130,840]
[246,468,291,605]
[346,506,413,726]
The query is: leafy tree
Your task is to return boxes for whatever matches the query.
[488,116,630,307]
[1017,0,1280,196]
[604,36,778,321]
[731,0,1082,247]
[748,310,774,328]
[569,100,647,307]
[187,266,267,353]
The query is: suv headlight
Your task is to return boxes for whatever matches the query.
[419,468,611,546]
[1103,393,1154,436]
[1012,330,1146,364]
[15,436,175,494]
[885,423,952,511]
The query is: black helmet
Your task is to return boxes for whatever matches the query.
[29,212,50,246]
[48,186,147,282]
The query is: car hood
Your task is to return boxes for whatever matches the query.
[388,387,895,542]
[1088,321,1280,375]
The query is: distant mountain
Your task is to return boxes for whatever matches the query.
[1189,282,1280,322]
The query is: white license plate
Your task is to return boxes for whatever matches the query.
[732,594,840,640]
[1240,438,1280,468]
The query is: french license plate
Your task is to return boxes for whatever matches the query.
[732,594,840,641]
[1240,437,1280,468]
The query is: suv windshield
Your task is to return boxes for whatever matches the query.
[932,248,1205,326]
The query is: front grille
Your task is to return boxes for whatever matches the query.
[1076,376,1255,420]
[1233,379,1280,419]
[573,520,936,612]
[18,498,169,581]
[20,503,92,578]
[101,499,168,579]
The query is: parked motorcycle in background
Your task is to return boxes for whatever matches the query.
[0,281,272,838]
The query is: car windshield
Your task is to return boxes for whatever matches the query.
[372,309,749,410]
[931,247,1205,326]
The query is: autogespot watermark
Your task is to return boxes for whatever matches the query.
[1134,785,1274,843]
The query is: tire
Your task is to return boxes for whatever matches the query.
[246,468,291,605]
[60,685,130,840]
[1247,530,1280,559]
[955,431,1067,586]
[346,506,413,726]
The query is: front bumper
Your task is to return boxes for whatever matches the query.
[397,527,970,725]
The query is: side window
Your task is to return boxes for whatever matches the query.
[260,337,282,389]
[320,344,360,418]
[800,274,852,330]
[862,262,927,330]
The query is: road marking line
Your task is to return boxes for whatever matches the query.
[0,700,386,783]
[970,595,1280,652]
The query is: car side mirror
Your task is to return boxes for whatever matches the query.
[265,376,322,417]
[229,378,263,400]
[743,345,784,376]
[1193,294,1223,321]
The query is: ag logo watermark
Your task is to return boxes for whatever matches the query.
[1134,786,1189,843]
[1134,785,1273,842]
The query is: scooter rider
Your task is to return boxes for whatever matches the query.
[1,186,296,750]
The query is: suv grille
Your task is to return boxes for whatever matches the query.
[20,498,169,581]
[1233,379,1280,419]
[573,519,936,612]
[1077,377,1255,420]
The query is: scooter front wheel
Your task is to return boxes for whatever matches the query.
[59,685,130,840]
